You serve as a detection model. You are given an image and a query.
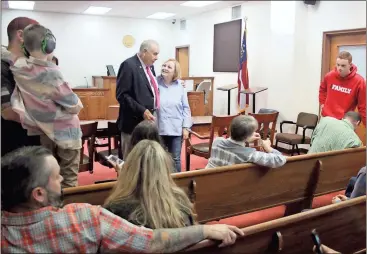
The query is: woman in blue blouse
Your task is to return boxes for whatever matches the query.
[157,59,192,173]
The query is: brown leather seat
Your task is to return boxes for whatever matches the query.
[192,142,210,153]
[275,112,318,155]
[276,133,311,145]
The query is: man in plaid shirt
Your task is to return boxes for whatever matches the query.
[1,146,243,253]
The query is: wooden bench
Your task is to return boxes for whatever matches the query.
[185,196,366,254]
[63,147,365,223]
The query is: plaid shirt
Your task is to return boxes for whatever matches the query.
[206,137,286,169]
[1,203,153,253]
[10,56,83,149]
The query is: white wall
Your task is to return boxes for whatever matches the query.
[173,1,366,123]
[173,1,271,116]
[2,10,175,87]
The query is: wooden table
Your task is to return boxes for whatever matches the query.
[240,87,268,113]
[217,84,238,115]
[80,120,116,130]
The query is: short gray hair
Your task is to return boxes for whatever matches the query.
[230,115,258,142]
[344,111,361,123]
[139,39,159,53]
[1,146,53,211]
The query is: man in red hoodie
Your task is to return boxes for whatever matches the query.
[319,51,366,126]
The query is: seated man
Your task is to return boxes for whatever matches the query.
[332,166,366,203]
[206,115,286,169]
[308,111,362,154]
[1,146,243,253]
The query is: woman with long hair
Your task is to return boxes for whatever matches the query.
[157,59,192,173]
[104,140,195,229]
[125,119,163,158]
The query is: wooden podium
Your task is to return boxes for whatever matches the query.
[182,76,214,116]
[73,76,118,120]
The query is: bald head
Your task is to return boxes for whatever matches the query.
[138,40,160,66]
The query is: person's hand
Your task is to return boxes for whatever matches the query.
[313,244,340,254]
[107,158,123,172]
[181,80,186,88]
[332,194,348,204]
[203,224,244,248]
[183,128,189,139]
[247,132,261,143]
[143,109,155,121]
[1,107,20,122]
[262,139,273,153]
[320,104,324,115]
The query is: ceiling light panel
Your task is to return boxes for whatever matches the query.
[8,1,35,10]
[83,6,112,15]
[146,12,176,19]
[180,1,219,7]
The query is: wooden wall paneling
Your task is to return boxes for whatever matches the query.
[74,88,109,120]
[78,95,89,120]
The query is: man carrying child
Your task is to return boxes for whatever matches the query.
[10,24,83,188]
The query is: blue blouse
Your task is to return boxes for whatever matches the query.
[157,76,192,136]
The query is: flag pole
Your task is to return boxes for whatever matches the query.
[237,16,248,114]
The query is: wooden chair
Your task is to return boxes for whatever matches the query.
[79,122,98,173]
[185,115,238,170]
[249,111,279,147]
[275,112,318,155]
[95,122,122,168]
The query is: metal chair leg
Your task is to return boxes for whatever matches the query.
[296,145,301,155]
[186,154,191,171]
[291,145,295,156]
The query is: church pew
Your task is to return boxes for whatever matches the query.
[185,196,366,254]
[63,148,365,223]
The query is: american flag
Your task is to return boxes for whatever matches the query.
[237,20,249,107]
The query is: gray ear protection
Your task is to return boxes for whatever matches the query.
[41,30,56,54]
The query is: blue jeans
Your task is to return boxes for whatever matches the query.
[161,135,182,173]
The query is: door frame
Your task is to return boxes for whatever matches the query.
[175,45,190,77]
[319,28,366,117]
[320,28,366,80]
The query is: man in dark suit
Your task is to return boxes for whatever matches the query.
[116,40,160,158]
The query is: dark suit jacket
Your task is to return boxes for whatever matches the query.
[116,55,156,134]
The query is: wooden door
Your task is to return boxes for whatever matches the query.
[321,28,366,145]
[175,46,189,77]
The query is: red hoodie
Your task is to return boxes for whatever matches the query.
[319,64,366,125]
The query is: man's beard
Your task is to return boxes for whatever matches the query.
[44,188,64,208]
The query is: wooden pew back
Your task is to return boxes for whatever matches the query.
[63,148,366,223]
[309,147,366,196]
[174,158,320,222]
[186,196,366,254]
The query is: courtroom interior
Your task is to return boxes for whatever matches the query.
[1,1,366,253]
